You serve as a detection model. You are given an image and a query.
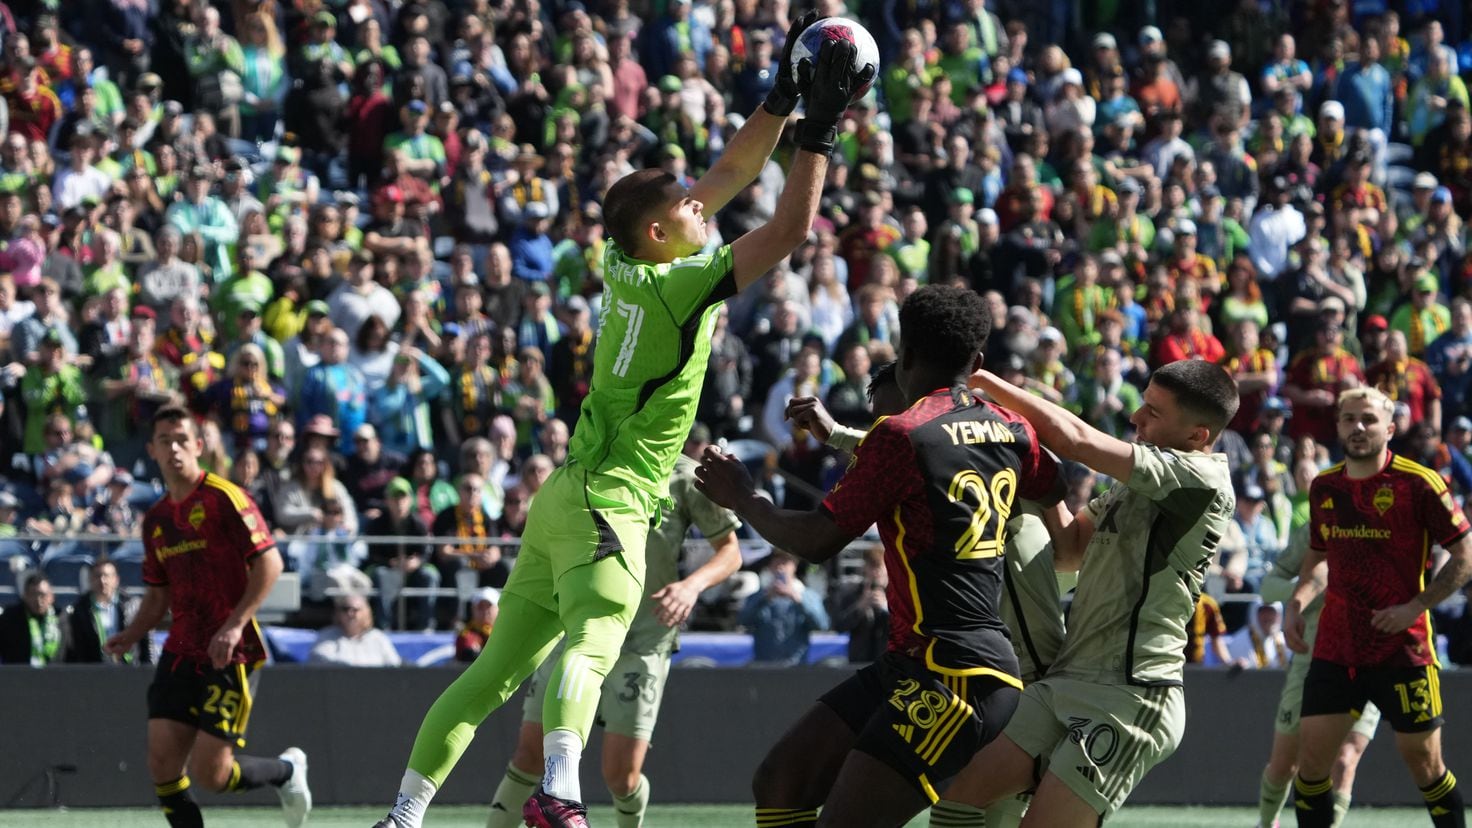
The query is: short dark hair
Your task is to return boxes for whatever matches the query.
[1150,360,1240,438]
[604,169,677,254]
[897,285,991,374]
[867,361,897,404]
[151,404,196,437]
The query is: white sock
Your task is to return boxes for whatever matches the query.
[542,729,584,802]
[388,769,437,827]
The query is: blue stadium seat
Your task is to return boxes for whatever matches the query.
[110,541,146,562]
[0,539,36,570]
[112,558,145,590]
[43,555,96,594]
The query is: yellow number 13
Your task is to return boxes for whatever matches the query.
[948,468,1017,559]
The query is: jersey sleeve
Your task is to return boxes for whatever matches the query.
[659,244,737,325]
[682,475,742,541]
[141,515,167,587]
[219,486,276,562]
[821,416,921,538]
[1416,468,1470,548]
[1126,443,1219,505]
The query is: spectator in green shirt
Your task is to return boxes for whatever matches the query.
[21,331,87,454]
[383,100,447,190]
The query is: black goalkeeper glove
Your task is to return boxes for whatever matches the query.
[762,10,820,117]
[794,39,876,156]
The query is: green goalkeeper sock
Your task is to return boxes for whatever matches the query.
[930,799,987,827]
[613,774,649,828]
[1258,768,1291,827]
[487,764,539,828]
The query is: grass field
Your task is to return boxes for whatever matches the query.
[0,804,1439,826]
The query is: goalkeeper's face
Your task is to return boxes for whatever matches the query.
[652,188,708,258]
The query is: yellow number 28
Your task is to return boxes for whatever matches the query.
[948,468,1017,559]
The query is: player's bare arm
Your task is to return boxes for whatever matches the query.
[730,38,872,292]
[651,528,742,627]
[209,547,283,669]
[693,446,852,563]
[687,11,817,215]
[785,395,837,443]
[1371,533,1472,633]
[104,583,170,657]
[1040,500,1094,573]
[969,368,1136,481]
[1285,545,1329,653]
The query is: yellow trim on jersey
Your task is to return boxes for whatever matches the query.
[924,641,1025,687]
[1390,456,1449,493]
[1429,666,1443,718]
[203,472,252,512]
[917,773,940,804]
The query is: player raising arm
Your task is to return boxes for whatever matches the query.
[104,404,310,828]
[375,30,873,828]
[940,361,1238,828]
[1285,387,1472,828]
[698,286,1061,828]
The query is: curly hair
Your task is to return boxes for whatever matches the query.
[897,285,992,374]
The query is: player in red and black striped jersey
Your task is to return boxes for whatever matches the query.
[105,405,311,828]
[1287,388,1472,828]
[696,286,1062,828]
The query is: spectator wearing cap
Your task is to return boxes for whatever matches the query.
[549,294,595,426]
[384,99,447,189]
[98,307,174,466]
[297,327,369,457]
[362,473,439,631]
[164,164,238,282]
[1283,319,1365,447]
[455,586,502,662]
[1369,329,1444,434]
[1312,99,1348,171]
[1408,47,1468,148]
[211,243,275,341]
[328,249,401,341]
[1391,269,1451,356]
[236,12,288,142]
[297,10,354,83]
[20,329,85,454]
[499,144,559,229]
[1247,175,1306,283]
[257,147,320,227]
[509,200,555,283]
[1427,298,1472,417]
[995,66,1045,152]
[1188,40,1251,128]
[516,281,563,366]
[282,300,333,398]
[1163,219,1218,296]
[1045,67,1095,135]
[10,276,76,363]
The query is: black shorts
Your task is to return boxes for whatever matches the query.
[147,651,263,748]
[1301,659,1444,734]
[819,651,1021,802]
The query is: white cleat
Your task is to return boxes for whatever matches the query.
[278,747,312,827]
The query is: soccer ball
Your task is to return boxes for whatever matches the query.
[787,18,881,105]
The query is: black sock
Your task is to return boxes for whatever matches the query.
[755,807,819,827]
[224,755,294,792]
[1293,775,1335,828]
[1422,770,1467,828]
[155,776,203,828]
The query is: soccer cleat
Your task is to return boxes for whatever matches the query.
[277,747,312,827]
[523,787,590,827]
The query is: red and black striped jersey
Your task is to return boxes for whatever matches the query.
[143,472,276,665]
[822,387,1061,683]
[1310,453,1469,668]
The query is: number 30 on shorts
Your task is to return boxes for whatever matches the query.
[948,469,1018,559]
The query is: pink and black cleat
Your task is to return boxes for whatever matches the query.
[523,787,590,828]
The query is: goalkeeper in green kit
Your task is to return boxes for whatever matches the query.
[375,15,875,828]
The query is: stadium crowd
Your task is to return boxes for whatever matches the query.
[2,0,1472,667]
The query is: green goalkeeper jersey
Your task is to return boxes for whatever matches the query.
[623,454,742,655]
[568,241,737,506]
[1051,443,1235,687]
